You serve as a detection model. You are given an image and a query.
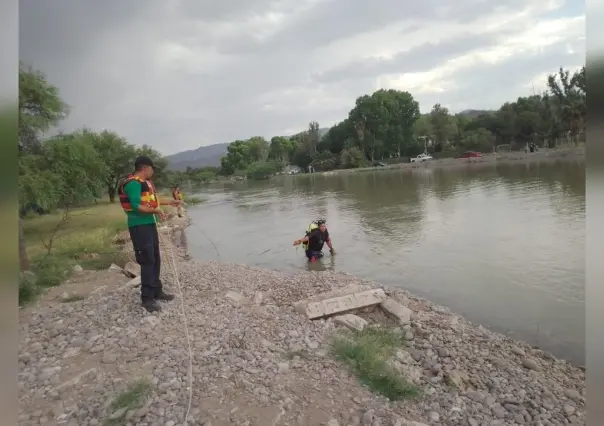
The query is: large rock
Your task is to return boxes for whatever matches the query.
[295,289,386,319]
[380,298,412,324]
[123,261,140,278]
[334,314,368,331]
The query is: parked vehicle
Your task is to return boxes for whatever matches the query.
[458,151,482,158]
[410,153,433,163]
[373,161,386,167]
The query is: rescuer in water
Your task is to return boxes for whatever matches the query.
[293,219,335,262]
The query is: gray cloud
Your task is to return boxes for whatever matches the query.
[311,35,501,84]
[19,0,585,155]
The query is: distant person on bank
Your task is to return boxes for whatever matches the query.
[118,155,183,312]
[172,185,184,217]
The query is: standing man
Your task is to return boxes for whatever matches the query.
[118,155,182,312]
[172,185,184,217]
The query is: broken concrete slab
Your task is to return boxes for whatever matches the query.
[380,298,412,324]
[108,263,122,272]
[334,314,368,331]
[225,291,250,307]
[296,288,386,319]
[294,284,362,308]
[123,261,140,278]
[118,276,141,291]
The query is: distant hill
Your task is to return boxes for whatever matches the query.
[164,142,230,171]
[165,128,330,170]
[458,109,494,118]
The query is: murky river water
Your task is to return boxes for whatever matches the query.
[186,160,585,365]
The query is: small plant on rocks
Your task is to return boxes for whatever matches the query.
[104,378,152,426]
[330,326,420,401]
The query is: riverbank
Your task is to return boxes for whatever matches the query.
[18,215,585,426]
[314,146,585,177]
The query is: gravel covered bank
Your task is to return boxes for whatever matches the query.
[19,225,585,426]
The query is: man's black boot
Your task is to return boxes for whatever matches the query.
[142,299,162,312]
[156,291,175,301]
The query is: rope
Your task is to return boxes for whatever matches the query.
[157,226,194,426]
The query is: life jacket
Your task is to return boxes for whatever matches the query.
[118,175,159,212]
[172,188,182,200]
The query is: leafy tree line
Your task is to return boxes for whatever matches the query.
[18,63,166,269]
[19,63,167,213]
[219,65,585,175]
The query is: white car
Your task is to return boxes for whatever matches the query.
[410,153,433,163]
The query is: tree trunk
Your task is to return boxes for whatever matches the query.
[19,217,30,271]
[108,186,116,203]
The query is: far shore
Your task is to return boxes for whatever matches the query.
[305,146,585,177]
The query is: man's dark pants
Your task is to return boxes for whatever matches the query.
[305,250,324,261]
[128,224,162,301]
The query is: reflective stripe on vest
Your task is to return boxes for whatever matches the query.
[118,175,159,212]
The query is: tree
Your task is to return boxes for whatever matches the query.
[247,136,270,162]
[19,62,68,152]
[19,63,69,270]
[429,104,453,152]
[88,129,136,202]
[349,89,420,160]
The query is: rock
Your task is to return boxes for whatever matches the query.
[564,388,581,401]
[379,298,412,324]
[277,362,289,374]
[253,291,263,305]
[522,358,542,371]
[108,263,123,272]
[108,407,128,420]
[295,289,386,319]
[445,370,467,388]
[327,420,339,426]
[427,411,439,422]
[123,261,140,278]
[403,331,414,340]
[72,264,83,273]
[563,404,575,416]
[224,291,249,307]
[362,410,376,425]
[334,314,368,331]
[510,345,526,356]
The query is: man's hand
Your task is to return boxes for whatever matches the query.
[156,210,168,221]
[330,248,336,255]
[293,239,302,246]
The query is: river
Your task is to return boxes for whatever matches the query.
[185,159,585,365]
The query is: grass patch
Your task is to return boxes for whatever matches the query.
[20,202,130,305]
[104,378,152,426]
[330,327,420,401]
[60,294,85,303]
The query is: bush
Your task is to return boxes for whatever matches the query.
[246,161,280,180]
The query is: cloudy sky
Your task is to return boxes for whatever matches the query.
[20,0,584,155]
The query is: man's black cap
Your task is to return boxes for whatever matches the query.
[134,155,155,170]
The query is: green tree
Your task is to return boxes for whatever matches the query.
[220,140,252,175]
[19,62,69,152]
[19,64,69,270]
[429,104,453,151]
[88,129,136,202]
